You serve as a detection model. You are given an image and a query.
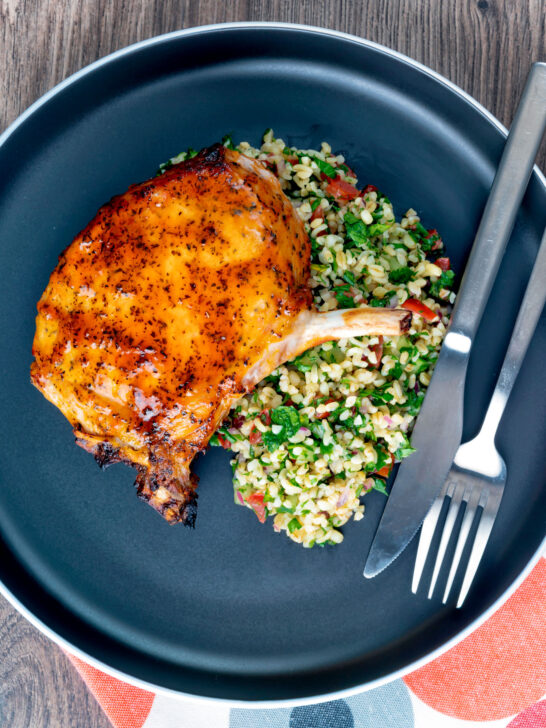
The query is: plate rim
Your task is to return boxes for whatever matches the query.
[1,21,544,706]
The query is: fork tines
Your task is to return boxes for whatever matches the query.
[412,474,502,607]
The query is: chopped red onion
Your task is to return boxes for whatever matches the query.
[337,486,351,507]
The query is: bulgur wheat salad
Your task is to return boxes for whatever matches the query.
[163,130,456,547]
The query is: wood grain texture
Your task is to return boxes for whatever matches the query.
[0,1,544,726]
[0,595,109,727]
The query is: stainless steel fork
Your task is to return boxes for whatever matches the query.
[412,225,546,608]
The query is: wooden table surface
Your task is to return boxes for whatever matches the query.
[1,1,544,726]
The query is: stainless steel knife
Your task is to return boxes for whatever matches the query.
[364,62,546,579]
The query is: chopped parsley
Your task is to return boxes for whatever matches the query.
[368,222,392,236]
[262,406,303,452]
[222,133,235,149]
[368,290,397,307]
[429,269,455,297]
[388,266,414,284]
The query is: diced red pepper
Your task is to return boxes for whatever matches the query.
[246,492,267,523]
[376,452,395,478]
[325,175,359,203]
[217,434,231,449]
[249,427,262,445]
[362,184,378,195]
[402,298,438,322]
[435,257,451,271]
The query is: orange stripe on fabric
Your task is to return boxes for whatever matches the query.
[404,559,546,721]
[68,654,154,728]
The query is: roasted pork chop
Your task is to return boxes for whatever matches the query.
[31,145,410,525]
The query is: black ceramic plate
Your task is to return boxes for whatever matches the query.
[0,23,545,704]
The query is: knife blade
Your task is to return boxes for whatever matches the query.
[364,61,546,579]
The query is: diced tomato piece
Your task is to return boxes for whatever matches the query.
[426,228,444,250]
[376,453,395,478]
[370,336,383,368]
[362,184,378,195]
[325,175,359,203]
[246,492,267,523]
[402,298,438,322]
[231,415,245,429]
[343,164,357,178]
[435,257,451,271]
[310,206,328,237]
[249,427,262,445]
[217,434,231,449]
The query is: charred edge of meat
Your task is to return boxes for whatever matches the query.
[401,311,412,333]
[94,442,122,469]
[75,436,122,469]
[168,143,226,178]
[135,467,199,527]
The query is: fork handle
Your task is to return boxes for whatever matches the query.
[479,226,546,437]
[450,62,546,340]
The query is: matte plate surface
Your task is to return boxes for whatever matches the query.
[0,24,545,703]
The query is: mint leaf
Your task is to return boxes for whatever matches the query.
[313,156,337,179]
[288,518,302,533]
[270,406,301,437]
[372,478,389,496]
[343,213,370,247]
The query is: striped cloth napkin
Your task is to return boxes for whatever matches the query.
[68,558,546,728]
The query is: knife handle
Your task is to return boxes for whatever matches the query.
[450,62,546,340]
